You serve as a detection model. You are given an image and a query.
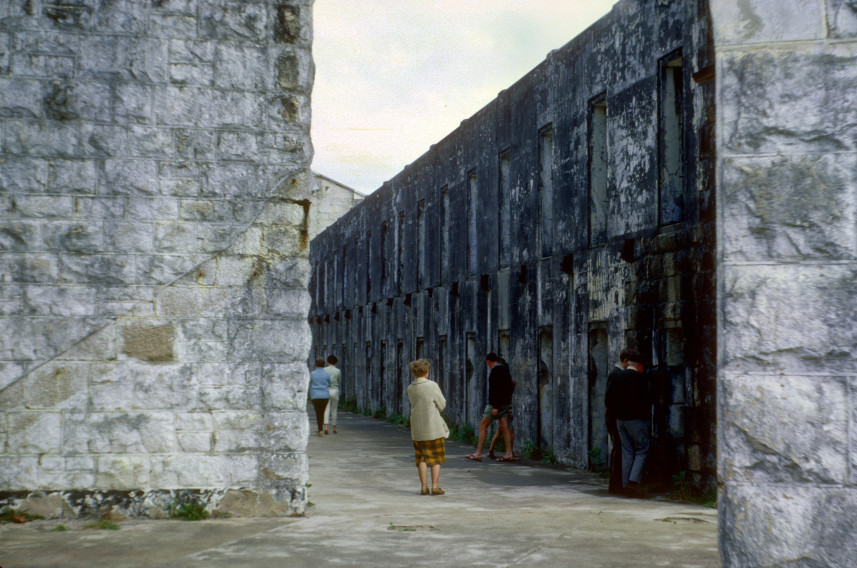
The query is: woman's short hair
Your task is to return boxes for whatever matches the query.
[409,358,430,377]
[315,358,326,368]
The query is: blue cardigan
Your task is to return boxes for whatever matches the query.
[309,367,331,399]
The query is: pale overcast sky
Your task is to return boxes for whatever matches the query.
[311,1,617,195]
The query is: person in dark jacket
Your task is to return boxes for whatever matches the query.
[465,353,515,462]
[604,348,650,496]
[604,349,632,495]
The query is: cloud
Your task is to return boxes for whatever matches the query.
[311,0,617,194]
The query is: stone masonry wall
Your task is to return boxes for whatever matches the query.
[712,0,857,565]
[0,0,314,518]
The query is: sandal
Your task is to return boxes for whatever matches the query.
[488,451,496,460]
[496,456,518,462]
[421,488,430,495]
[431,487,445,495]
[465,454,482,462]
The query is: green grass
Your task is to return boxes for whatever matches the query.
[85,519,120,530]
[53,524,69,531]
[169,498,209,521]
[0,507,44,523]
[670,471,717,508]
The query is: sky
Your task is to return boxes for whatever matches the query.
[310,0,618,195]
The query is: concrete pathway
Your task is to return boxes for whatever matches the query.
[0,411,720,567]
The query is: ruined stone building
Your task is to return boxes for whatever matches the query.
[1,0,314,518]
[310,1,857,565]
[308,173,364,240]
[311,0,717,485]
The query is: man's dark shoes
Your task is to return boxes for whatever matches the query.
[624,481,646,498]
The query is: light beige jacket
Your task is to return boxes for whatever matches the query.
[407,378,449,441]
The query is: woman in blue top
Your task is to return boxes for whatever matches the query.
[309,359,331,437]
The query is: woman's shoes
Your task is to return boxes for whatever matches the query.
[420,488,430,495]
[324,427,329,435]
[431,487,445,495]
[317,431,323,437]
[333,426,337,434]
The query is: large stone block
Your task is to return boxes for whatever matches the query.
[6,412,62,454]
[710,0,824,45]
[720,373,848,484]
[214,44,267,90]
[228,319,310,363]
[95,455,150,490]
[722,154,857,262]
[721,264,857,374]
[828,0,857,37]
[18,360,89,409]
[199,2,268,42]
[0,156,46,192]
[63,411,176,454]
[0,77,42,118]
[89,361,194,410]
[720,484,857,567]
[261,363,308,410]
[720,44,857,154]
[47,159,97,194]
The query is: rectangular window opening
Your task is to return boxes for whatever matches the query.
[539,127,554,258]
[659,53,685,225]
[467,170,478,275]
[589,97,608,246]
[498,151,511,268]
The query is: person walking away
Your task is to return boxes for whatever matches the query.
[309,359,331,438]
[465,353,514,462]
[323,355,341,434]
[488,359,516,460]
[605,349,650,497]
[407,358,449,495]
[605,349,631,495]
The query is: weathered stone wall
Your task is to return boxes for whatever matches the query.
[712,0,857,565]
[0,0,314,518]
[309,0,717,489]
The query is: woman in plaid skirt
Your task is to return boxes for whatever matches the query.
[407,359,450,495]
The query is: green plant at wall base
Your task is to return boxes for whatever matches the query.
[541,450,558,465]
[671,470,717,508]
[587,447,607,474]
[520,440,539,460]
[169,498,209,521]
[53,524,69,531]
[373,408,387,419]
[85,519,120,530]
[0,507,44,523]
[387,413,410,428]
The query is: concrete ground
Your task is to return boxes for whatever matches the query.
[0,411,720,567]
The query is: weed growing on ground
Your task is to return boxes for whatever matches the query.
[587,447,608,475]
[85,519,120,530]
[53,524,68,531]
[387,413,410,428]
[169,498,209,521]
[447,422,478,445]
[373,408,387,419]
[0,507,44,523]
[670,471,717,508]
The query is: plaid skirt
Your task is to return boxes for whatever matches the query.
[413,438,446,466]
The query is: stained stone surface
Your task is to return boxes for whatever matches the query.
[713,0,857,565]
[1,0,313,518]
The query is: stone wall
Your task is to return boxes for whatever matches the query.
[309,0,717,489]
[712,0,857,565]
[0,0,314,518]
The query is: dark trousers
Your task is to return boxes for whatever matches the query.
[312,398,329,432]
[606,410,623,494]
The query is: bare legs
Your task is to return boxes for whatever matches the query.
[418,462,442,492]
